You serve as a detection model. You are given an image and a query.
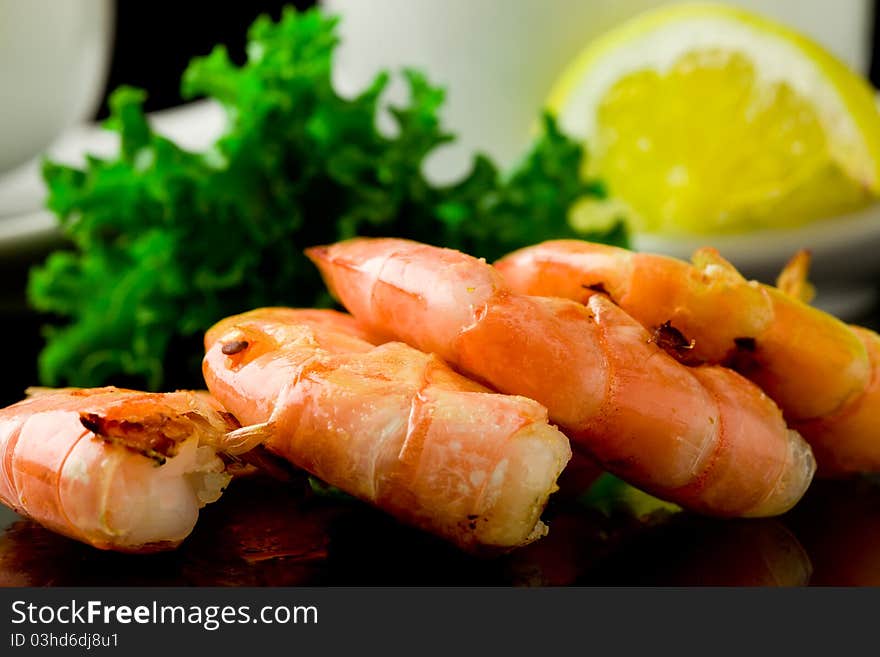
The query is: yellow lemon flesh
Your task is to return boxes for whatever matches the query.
[549,3,880,235]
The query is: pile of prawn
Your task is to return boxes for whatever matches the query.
[4,235,877,554]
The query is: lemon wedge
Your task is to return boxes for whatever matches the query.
[548,2,880,234]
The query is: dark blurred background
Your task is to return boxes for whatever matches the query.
[95,0,315,118]
[874,0,880,84]
[3,0,880,407]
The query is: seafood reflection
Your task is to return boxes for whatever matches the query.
[4,474,880,586]
[785,477,880,586]
[504,504,654,586]
[0,475,339,587]
[578,516,812,586]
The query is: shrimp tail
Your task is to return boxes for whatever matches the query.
[776,249,816,304]
[223,422,276,456]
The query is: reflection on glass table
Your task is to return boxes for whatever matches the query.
[3,471,880,587]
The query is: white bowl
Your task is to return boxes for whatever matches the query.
[634,200,880,320]
[0,0,114,175]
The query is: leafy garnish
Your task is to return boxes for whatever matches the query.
[29,6,626,390]
[307,476,353,502]
[580,473,680,519]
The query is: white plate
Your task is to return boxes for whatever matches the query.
[0,100,226,252]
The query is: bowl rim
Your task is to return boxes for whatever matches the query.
[633,199,880,265]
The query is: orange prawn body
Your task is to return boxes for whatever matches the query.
[496,241,879,475]
[307,238,815,517]
[202,308,572,551]
[0,388,237,551]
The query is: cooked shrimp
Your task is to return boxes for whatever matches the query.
[496,241,878,475]
[202,307,572,552]
[0,388,238,552]
[307,238,815,517]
